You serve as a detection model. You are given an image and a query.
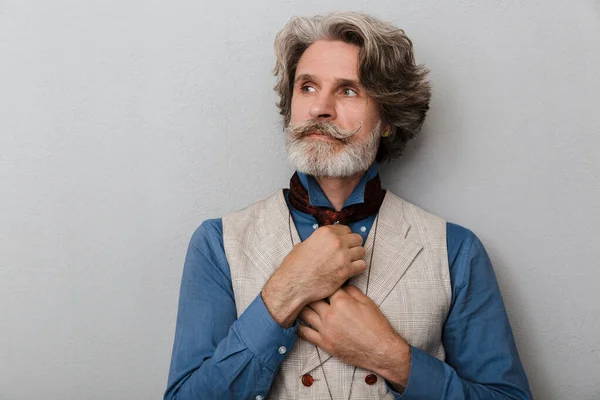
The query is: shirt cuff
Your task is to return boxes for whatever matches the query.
[387,346,446,399]
[232,293,298,372]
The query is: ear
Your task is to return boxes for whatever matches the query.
[381,123,393,138]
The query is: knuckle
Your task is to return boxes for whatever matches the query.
[336,296,349,307]
[334,266,347,281]
[343,251,351,264]
[335,252,348,266]
[312,228,324,239]
[332,237,343,250]
[323,309,335,323]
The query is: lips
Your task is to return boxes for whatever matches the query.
[303,132,340,143]
[300,129,323,138]
[293,124,346,142]
[306,130,330,138]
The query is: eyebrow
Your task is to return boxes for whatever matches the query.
[294,74,361,88]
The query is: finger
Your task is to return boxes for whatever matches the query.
[307,299,330,316]
[300,307,322,330]
[298,324,321,346]
[348,245,366,262]
[329,287,350,302]
[349,259,367,276]
[344,285,371,304]
[327,224,352,235]
[341,233,364,249]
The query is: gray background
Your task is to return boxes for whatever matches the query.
[1,0,599,399]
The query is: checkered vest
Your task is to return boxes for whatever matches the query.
[222,190,451,399]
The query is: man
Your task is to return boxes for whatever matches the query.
[164,11,532,400]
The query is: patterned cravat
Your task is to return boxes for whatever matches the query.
[285,172,386,226]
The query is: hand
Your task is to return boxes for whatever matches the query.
[298,285,411,388]
[262,225,366,327]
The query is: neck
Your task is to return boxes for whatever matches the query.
[314,172,364,211]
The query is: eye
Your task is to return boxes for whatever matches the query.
[342,88,358,97]
[300,85,316,93]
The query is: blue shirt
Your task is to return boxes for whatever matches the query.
[164,164,532,399]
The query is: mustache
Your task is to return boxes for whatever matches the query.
[285,120,363,142]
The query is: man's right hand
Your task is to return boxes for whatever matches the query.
[261,225,366,327]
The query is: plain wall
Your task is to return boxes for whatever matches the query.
[1,1,599,399]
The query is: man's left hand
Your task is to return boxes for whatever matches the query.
[298,285,412,389]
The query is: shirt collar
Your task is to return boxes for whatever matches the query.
[296,161,379,209]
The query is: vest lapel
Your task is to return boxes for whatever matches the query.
[241,190,300,281]
[301,191,423,375]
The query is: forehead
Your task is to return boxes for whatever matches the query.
[296,40,360,81]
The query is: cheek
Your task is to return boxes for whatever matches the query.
[358,106,382,133]
[290,98,299,123]
[348,106,381,138]
[337,99,372,121]
[362,101,381,122]
[290,95,305,123]
[335,107,363,131]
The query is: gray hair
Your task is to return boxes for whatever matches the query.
[273,11,431,161]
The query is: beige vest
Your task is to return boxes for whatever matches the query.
[222,190,451,399]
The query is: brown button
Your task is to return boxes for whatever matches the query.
[365,374,378,385]
[301,374,314,387]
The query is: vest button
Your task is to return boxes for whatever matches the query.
[301,374,314,387]
[365,374,378,385]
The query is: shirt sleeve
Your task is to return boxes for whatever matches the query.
[164,219,298,400]
[388,223,532,399]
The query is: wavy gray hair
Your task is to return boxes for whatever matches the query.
[273,11,431,161]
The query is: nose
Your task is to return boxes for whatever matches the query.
[308,91,336,120]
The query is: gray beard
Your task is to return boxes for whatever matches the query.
[285,121,381,178]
